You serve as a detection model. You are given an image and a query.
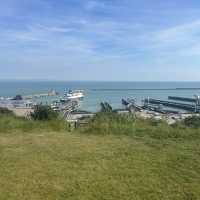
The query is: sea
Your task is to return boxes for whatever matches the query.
[0,81,200,112]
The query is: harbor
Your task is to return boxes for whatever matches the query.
[1,84,200,124]
[0,89,87,119]
[121,94,200,124]
[143,97,200,112]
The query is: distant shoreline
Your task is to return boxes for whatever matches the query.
[91,88,200,91]
[1,80,200,83]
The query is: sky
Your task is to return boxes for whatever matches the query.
[1,0,200,81]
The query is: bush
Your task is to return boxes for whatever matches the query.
[183,116,200,128]
[31,105,58,121]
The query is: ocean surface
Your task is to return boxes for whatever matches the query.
[0,81,200,112]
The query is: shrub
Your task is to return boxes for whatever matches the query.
[31,105,58,121]
[183,116,200,128]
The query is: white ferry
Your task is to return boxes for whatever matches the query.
[64,90,84,101]
[60,90,85,102]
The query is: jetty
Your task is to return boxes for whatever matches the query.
[23,89,58,99]
[144,98,200,112]
[168,96,196,103]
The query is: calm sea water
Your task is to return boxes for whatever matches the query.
[0,81,200,111]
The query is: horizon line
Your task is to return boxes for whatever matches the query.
[0,79,200,82]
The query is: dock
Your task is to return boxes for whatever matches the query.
[168,96,196,103]
[23,89,59,99]
[144,98,200,112]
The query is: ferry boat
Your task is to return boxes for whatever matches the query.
[64,90,84,101]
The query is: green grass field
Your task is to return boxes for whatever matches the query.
[0,113,200,199]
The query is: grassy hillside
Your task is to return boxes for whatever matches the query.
[0,113,200,199]
[0,113,69,133]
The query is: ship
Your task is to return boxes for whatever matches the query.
[51,90,84,110]
[63,90,84,101]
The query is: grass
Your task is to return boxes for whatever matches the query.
[81,112,200,140]
[0,113,70,133]
[0,113,200,199]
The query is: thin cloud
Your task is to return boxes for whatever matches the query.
[1,0,200,80]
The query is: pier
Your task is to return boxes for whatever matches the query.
[23,89,58,99]
[144,98,200,112]
[168,96,196,103]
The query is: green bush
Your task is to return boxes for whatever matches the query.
[183,116,200,128]
[31,105,58,121]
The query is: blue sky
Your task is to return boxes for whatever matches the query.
[1,0,200,81]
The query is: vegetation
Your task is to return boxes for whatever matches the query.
[0,109,69,133]
[0,107,14,115]
[183,115,200,128]
[0,111,200,199]
[82,112,135,135]
[80,112,200,140]
[31,105,58,121]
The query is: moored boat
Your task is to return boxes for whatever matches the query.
[63,90,84,101]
